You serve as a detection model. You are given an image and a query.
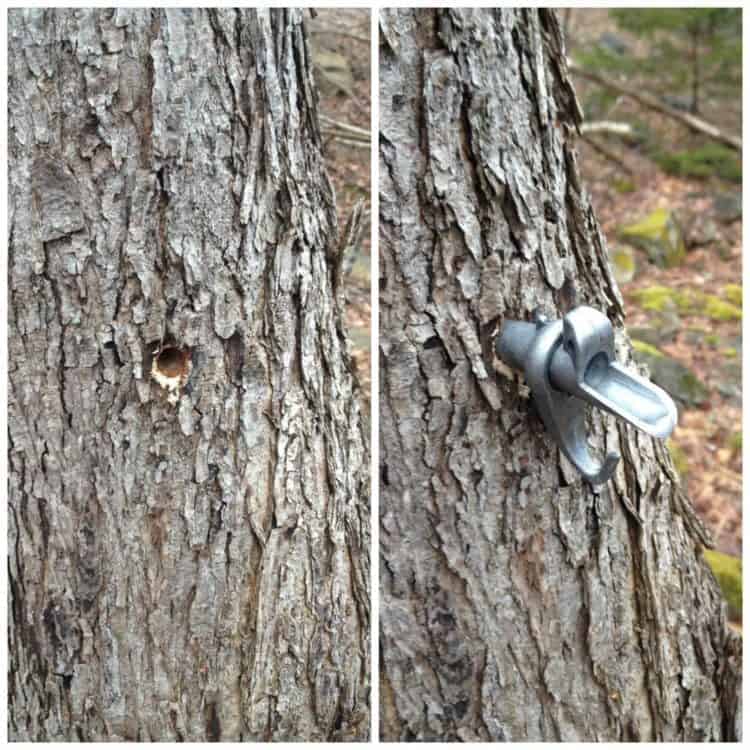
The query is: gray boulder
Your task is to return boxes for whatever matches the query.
[632,341,709,407]
[713,192,742,224]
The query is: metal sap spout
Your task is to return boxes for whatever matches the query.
[496,306,678,485]
[548,348,677,439]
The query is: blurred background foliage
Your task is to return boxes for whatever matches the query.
[575,9,741,181]
[584,9,741,112]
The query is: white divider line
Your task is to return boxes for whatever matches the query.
[369,5,380,743]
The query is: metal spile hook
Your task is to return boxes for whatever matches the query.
[496,306,678,485]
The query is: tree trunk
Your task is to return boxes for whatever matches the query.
[690,27,701,115]
[8,8,369,741]
[379,8,740,742]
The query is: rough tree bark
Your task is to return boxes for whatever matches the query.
[8,8,369,741]
[379,8,740,742]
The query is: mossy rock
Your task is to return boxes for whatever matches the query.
[631,286,742,322]
[724,284,742,307]
[718,359,742,405]
[703,295,742,322]
[713,192,742,224]
[630,285,692,314]
[609,246,635,284]
[704,549,742,622]
[631,339,709,407]
[619,208,686,268]
[683,215,719,249]
[728,432,742,452]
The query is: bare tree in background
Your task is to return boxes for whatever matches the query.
[379,8,740,741]
[8,8,369,741]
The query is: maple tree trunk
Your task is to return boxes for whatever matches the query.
[8,8,369,741]
[379,8,740,742]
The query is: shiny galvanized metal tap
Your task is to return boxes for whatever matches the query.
[496,306,677,485]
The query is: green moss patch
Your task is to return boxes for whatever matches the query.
[724,284,742,306]
[667,439,688,477]
[653,144,742,183]
[631,339,663,358]
[630,285,742,321]
[703,295,742,321]
[704,549,742,622]
[612,248,635,272]
[612,178,636,194]
[610,246,636,284]
[630,285,692,313]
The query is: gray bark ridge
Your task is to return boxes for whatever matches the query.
[9,8,369,741]
[379,8,740,742]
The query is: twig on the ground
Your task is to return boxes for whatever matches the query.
[320,114,371,139]
[321,127,369,141]
[580,121,634,138]
[323,134,370,149]
[321,114,370,149]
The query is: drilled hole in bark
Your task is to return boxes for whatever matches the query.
[151,345,192,403]
[155,347,189,378]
